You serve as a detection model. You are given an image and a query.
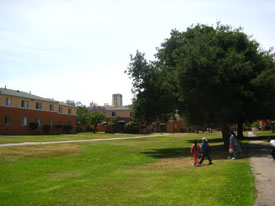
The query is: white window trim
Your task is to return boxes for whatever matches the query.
[21,100,29,108]
[36,118,41,126]
[21,117,28,126]
[50,104,54,111]
[36,102,42,110]
[6,98,11,107]
[5,116,11,125]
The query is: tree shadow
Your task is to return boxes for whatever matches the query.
[141,136,274,161]
[244,135,271,141]
[141,144,241,160]
[186,138,224,144]
[245,140,273,158]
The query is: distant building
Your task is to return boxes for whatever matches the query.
[106,105,132,122]
[112,93,122,107]
[0,87,76,135]
[90,101,98,107]
[87,105,106,113]
[106,105,133,132]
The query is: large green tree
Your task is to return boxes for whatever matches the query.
[127,23,275,146]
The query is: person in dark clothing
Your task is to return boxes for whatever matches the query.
[197,137,212,166]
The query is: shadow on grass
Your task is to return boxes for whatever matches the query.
[141,144,251,160]
[186,138,224,144]
[142,140,274,161]
[244,135,275,141]
[140,133,275,161]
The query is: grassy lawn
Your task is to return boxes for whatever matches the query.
[0,132,255,206]
[0,132,144,144]
[252,130,275,138]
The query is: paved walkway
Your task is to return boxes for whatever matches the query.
[0,134,171,147]
[248,132,275,206]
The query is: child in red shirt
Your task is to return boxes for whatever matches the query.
[190,140,201,166]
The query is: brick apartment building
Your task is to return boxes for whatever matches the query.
[0,87,76,135]
[105,106,195,133]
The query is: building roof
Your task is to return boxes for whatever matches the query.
[106,105,132,111]
[0,87,73,107]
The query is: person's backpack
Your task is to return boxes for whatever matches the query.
[205,142,210,152]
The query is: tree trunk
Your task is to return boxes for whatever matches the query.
[221,123,230,148]
[237,120,244,139]
[94,125,97,133]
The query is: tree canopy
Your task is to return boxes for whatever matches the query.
[76,106,88,124]
[85,111,105,133]
[126,23,275,146]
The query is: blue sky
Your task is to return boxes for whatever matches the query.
[1,0,275,106]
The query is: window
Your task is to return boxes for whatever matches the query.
[112,112,116,116]
[36,102,42,110]
[21,117,28,126]
[130,112,133,117]
[49,120,53,127]
[49,104,54,111]
[5,116,10,125]
[21,100,29,108]
[68,121,72,126]
[5,98,11,106]
[36,118,41,126]
[59,107,63,113]
[58,120,62,125]
[68,108,72,114]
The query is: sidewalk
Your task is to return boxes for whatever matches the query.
[248,132,275,206]
[0,134,171,147]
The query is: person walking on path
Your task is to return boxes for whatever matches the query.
[198,137,212,166]
[229,131,238,160]
[268,137,275,160]
[190,140,201,166]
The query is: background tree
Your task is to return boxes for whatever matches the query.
[107,117,119,133]
[85,111,105,133]
[66,100,76,106]
[77,106,88,124]
[126,51,178,126]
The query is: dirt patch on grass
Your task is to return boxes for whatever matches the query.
[137,157,194,170]
[50,170,85,179]
[0,143,82,162]
[110,139,158,147]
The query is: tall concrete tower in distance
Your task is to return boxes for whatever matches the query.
[112,94,122,107]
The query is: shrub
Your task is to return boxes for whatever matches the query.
[106,117,119,133]
[55,124,63,129]
[265,125,271,130]
[125,121,139,134]
[30,122,39,130]
[125,126,139,134]
[43,125,51,134]
[64,125,73,131]
[251,121,260,129]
